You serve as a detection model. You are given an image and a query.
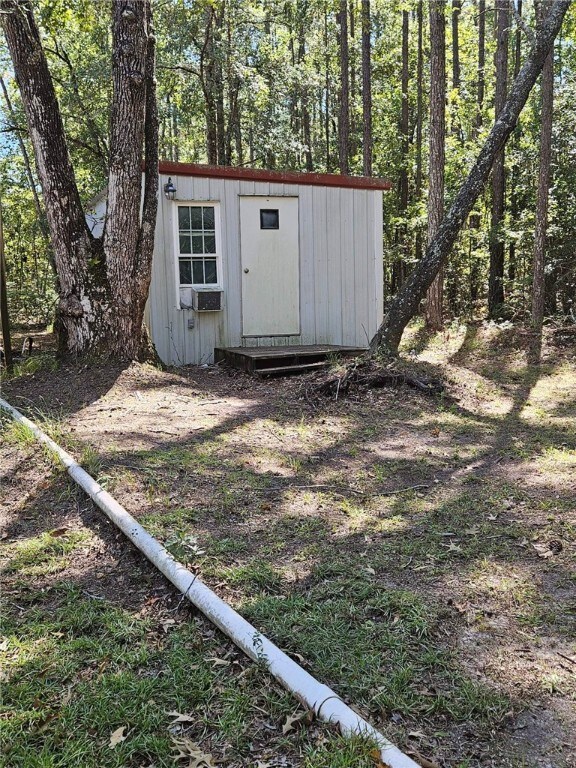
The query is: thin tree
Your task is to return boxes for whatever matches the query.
[451,0,462,138]
[393,7,410,292]
[1,0,158,359]
[0,203,13,371]
[337,0,350,174]
[0,76,48,243]
[370,0,570,353]
[425,0,446,331]
[475,0,486,136]
[488,0,511,317]
[532,1,554,332]
[361,0,372,176]
[508,0,524,284]
[414,0,425,263]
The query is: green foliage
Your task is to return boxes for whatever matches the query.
[1,0,574,332]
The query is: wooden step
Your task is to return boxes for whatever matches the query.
[255,361,329,377]
[214,344,366,375]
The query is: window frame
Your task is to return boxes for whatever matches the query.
[173,201,222,302]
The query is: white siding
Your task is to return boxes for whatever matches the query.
[147,173,384,365]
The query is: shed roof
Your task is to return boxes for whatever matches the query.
[158,161,391,191]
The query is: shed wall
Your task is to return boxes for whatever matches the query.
[146,173,383,365]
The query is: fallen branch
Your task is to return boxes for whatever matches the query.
[266,483,364,495]
[312,361,445,400]
[379,484,430,496]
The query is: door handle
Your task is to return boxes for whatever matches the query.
[244,268,249,273]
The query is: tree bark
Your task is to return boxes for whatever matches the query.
[532,2,554,332]
[425,0,446,331]
[508,0,523,283]
[370,0,570,353]
[414,0,424,263]
[488,0,511,317]
[1,0,158,359]
[452,0,461,89]
[474,0,486,136]
[451,0,462,139]
[361,0,372,176]
[393,8,410,293]
[0,203,13,370]
[337,0,350,174]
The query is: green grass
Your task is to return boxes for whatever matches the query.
[0,585,379,768]
[4,531,91,576]
[242,581,510,724]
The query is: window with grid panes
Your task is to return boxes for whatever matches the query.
[177,205,218,285]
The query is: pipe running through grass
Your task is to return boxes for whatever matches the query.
[0,396,420,768]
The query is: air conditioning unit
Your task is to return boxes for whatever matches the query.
[191,288,223,312]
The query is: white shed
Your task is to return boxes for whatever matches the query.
[89,163,390,368]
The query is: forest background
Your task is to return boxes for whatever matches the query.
[0,0,574,334]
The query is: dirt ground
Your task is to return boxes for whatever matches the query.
[1,322,575,768]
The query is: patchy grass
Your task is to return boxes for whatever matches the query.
[2,322,575,766]
[4,530,91,576]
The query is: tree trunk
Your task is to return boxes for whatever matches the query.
[532,2,554,332]
[475,0,486,136]
[370,0,570,353]
[201,7,218,165]
[488,0,511,318]
[337,0,350,174]
[361,0,372,176]
[452,0,461,89]
[414,0,424,263]
[451,0,462,139]
[508,0,523,283]
[0,203,13,371]
[393,8,410,293]
[425,0,446,331]
[1,0,158,359]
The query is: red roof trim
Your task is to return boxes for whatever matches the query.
[157,161,391,191]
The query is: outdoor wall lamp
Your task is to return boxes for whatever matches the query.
[164,177,177,200]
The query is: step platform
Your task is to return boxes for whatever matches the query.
[214,344,366,377]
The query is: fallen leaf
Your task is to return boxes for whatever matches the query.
[464,526,479,536]
[171,735,216,766]
[109,726,127,748]
[365,566,376,576]
[208,657,231,667]
[532,540,562,558]
[369,747,393,767]
[166,710,195,723]
[441,542,462,553]
[408,730,428,739]
[161,619,176,632]
[282,709,313,735]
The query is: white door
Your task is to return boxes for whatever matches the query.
[240,196,300,336]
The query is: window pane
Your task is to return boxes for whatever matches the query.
[260,209,279,229]
[202,206,215,229]
[192,235,204,254]
[179,259,192,285]
[179,234,191,254]
[192,260,204,284]
[178,207,190,231]
[190,206,203,229]
[204,259,217,284]
[204,234,216,254]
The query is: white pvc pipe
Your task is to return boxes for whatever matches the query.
[0,397,420,768]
